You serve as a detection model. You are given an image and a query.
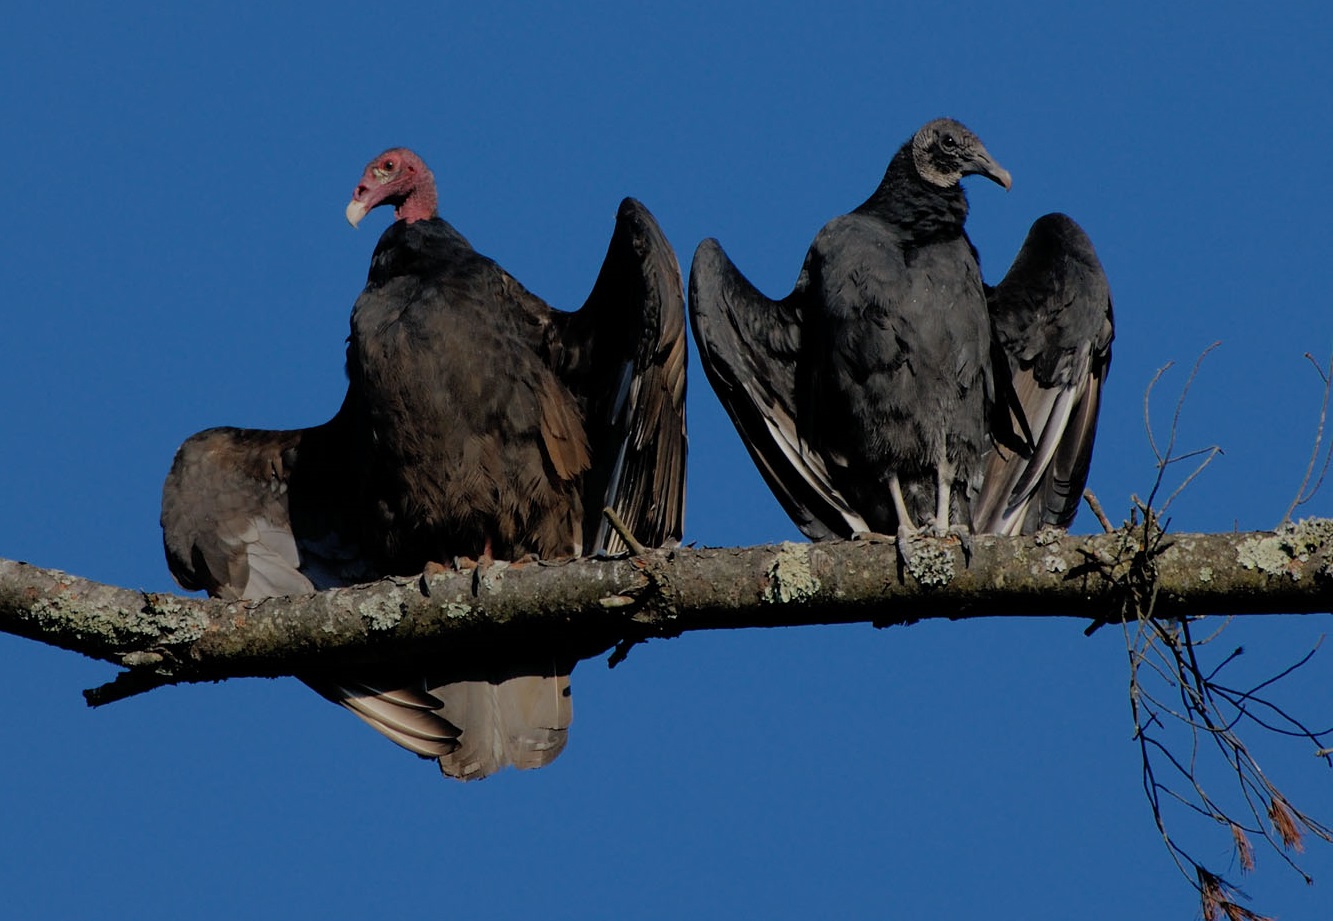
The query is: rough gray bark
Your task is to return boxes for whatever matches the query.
[2,522,1331,705]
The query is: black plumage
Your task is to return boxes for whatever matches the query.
[973,213,1113,534]
[690,118,1015,545]
[162,148,687,779]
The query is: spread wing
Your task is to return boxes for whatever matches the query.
[689,237,868,540]
[160,402,369,599]
[974,213,1114,535]
[162,396,567,781]
[549,198,688,554]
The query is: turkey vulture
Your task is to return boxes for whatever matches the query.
[689,118,1016,547]
[162,148,687,779]
[972,213,1114,534]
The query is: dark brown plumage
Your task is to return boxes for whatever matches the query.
[162,148,687,779]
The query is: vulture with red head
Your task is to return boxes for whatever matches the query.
[162,148,687,779]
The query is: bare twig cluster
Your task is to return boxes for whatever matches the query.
[1128,605,1332,920]
[1117,347,1333,921]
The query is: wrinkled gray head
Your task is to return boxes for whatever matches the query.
[910,118,1012,191]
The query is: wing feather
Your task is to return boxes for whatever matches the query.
[553,198,688,554]
[975,213,1114,534]
[689,237,867,539]
[160,413,363,600]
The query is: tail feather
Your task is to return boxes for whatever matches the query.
[307,670,572,780]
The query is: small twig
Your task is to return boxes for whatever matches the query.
[1083,489,1115,534]
[1161,446,1224,513]
[1144,361,1175,464]
[1306,352,1331,387]
[84,668,182,707]
[1281,350,1333,526]
[1168,343,1222,452]
[606,636,643,669]
[602,506,648,556]
[1145,342,1222,514]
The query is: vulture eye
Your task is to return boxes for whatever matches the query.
[940,133,958,151]
[383,159,396,171]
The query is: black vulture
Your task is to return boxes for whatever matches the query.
[162,148,687,779]
[689,118,1016,548]
[973,213,1114,534]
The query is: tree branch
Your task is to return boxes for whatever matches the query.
[2,522,1332,706]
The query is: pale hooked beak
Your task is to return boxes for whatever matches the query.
[345,199,369,228]
[971,150,1013,191]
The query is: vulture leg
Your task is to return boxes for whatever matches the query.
[889,473,917,532]
[932,459,955,536]
[888,473,921,567]
[936,459,974,559]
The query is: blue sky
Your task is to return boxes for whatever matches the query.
[2,2,1331,918]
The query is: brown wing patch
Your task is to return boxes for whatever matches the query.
[538,373,591,482]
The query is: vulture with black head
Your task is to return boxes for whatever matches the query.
[162,147,687,779]
[973,213,1113,535]
[689,118,1018,549]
